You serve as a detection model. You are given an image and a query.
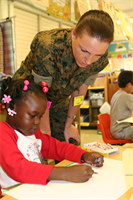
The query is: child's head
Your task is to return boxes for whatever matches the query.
[118,70,133,93]
[118,70,133,87]
[1,75,47,135]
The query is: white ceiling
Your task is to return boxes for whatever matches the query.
[106,0,133,18]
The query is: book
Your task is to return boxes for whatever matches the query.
[83,142,120,156]
[117,117,133,124]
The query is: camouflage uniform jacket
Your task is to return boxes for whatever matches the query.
[13,28,108,141]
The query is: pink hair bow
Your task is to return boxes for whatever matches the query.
[7,108,17,116]
[2,94,12,103]
[23,80,29,91]
[47,101,52,109]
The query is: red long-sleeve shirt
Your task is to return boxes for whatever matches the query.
[0,121,86,188]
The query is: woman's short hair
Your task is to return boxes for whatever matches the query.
[75,10,114,43]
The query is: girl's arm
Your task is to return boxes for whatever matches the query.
[48,164,94,183]
[0,122,53,186]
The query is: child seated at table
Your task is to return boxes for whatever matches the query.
[110,70,133,141]
[0,75,104,189]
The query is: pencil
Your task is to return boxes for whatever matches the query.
[63,162,75,167]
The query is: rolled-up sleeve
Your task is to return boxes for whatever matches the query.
[84,74,98,86]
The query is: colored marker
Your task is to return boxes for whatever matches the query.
[63,162,75,167]
[95,157,101,163]
[106,143,113,149]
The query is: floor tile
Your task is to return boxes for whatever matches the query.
[80,129,104,148]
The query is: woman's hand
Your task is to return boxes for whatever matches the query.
[64,124,80,145]
[48,165,94,183]
[82,152,104,167]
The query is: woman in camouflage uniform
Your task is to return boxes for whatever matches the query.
[13,10,114,145]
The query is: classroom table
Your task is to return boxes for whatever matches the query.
[1,145,133,200]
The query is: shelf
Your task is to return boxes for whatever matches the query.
[80,105,89,109]
[90,122,97,127]
[80,122,90,127]
[90,106,101,108]
[79,86,105,128]
[88,86,104,90]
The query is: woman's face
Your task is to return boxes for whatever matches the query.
[71,28,110,68]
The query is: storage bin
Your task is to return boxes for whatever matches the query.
[99,102,110,114]
[97,98,104,106]
[91,99,98,106]
[91,98,104,106]
[80,115,84,122]
[82,100,89,105]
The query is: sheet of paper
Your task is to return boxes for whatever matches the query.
[117,117,133,124]
[4,158,130,200]
[130,193,133,200]
[122,148,133,175]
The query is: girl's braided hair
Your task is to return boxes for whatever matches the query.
[0,75,47,110]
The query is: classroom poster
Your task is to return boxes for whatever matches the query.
[129,40,133,52]
[90,0,103,10]
[71,0,80,22]
[71,0,77,22]
[71,0,91,22]
[76,0,91,20]
[32,0,49,7]
[115,7,131,39]
[102,0,123,37]
[47,0,71,21]
[108,41,129,53]
[123,13,133,39]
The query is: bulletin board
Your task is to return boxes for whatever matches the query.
[47,0,71,21]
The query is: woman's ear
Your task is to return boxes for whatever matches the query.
[71,27,76,41]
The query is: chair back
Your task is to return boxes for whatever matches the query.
[98,113,132,144]
[98,113,112,143]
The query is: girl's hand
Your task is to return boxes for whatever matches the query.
[64,124,80,145]
[82,152,104,167]
[48,165,94,183]
[65,165,94,183]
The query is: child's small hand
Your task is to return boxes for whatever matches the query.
[65,165,94,183]
[82,152,104,167]
[48,165,94,183]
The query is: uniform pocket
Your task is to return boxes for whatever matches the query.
[32,70,53,87]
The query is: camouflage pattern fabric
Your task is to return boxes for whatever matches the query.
[13,28,109,143]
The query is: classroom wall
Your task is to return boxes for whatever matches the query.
[0,0,8,19]
[0,0,132,74]
[110,57,133,71]
[0,0,75,72]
